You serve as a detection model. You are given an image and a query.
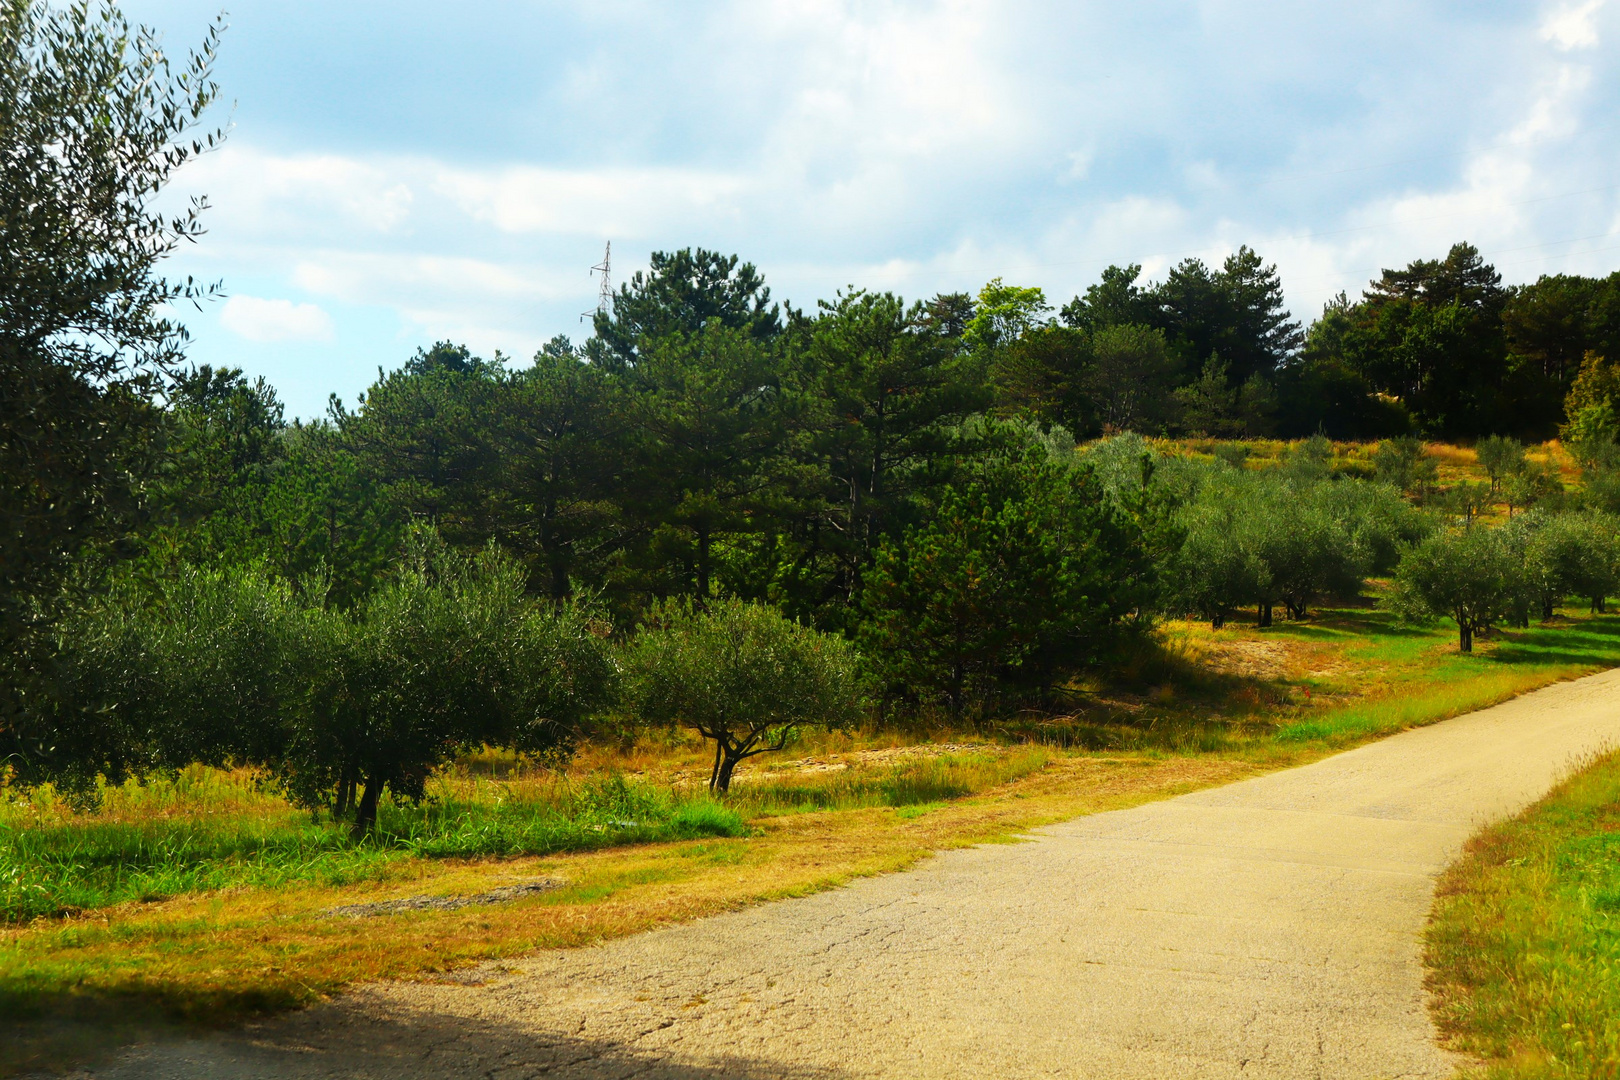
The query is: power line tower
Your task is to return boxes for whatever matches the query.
[582,240,611,323]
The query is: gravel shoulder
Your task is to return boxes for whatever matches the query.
[83,668,1620,1080]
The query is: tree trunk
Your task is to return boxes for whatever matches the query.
[696,529,711,600]
[715,750,742,793]
[1543,598,1555,620]
[334,770,355,819]
[1211,612,1225,630]
[1257,603,1272,628]
[707,740,723,792]
[1459,622,1473,653]
[353,774,383,836]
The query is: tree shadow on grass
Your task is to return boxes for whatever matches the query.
[1266,608,1433,640]
[2,985,852,1079]
[1479,617,1620,667]
[1487,644,1620,667]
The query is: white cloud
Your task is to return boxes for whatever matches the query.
[1541,0,1605,50]
[435,165,748,236]
[149,1,1620,419]
[288,251,590,360]
[219,295,335,343]
[747,0,1016,160]
[182,146,415,235]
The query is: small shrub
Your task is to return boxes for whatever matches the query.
[625,600,864,792]
[1374,436,1439,499]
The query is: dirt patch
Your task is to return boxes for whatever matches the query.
[1200,638,1296,680]
[322,878,564,919]
[772,742,1001,774]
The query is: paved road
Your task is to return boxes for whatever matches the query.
[91,669,1620,1080]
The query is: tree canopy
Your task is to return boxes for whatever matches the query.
[2,0,224,768]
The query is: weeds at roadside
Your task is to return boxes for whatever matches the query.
[730,749,1053,817]
[1426,749,1620,1078]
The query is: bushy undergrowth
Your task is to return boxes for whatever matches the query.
[0,773,743,923]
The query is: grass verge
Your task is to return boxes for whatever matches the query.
[1426,749,1620,1079]
[0,751,1057,925]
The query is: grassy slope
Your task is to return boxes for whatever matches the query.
[1427,750,1620,1079]
[6,601,1620,1075]
[1159,436,1579,491]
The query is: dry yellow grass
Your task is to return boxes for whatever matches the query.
[1153,436,1576,489]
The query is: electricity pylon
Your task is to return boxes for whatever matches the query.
[582,241,611,323]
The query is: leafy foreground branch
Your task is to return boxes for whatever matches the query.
[1426,750,1620,1077]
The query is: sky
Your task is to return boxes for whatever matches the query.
[119,0,1620,418]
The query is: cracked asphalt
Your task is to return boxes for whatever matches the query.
[86,669,1620,1079]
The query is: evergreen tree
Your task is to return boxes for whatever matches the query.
[859,434,1147,719]
[781,290,982,617]
[590,248,780,370]
[1333,243,1510,437]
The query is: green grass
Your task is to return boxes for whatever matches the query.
[1426,749,1620,1079]
[1274,616,1620,746]
[999,608,1620,757]
[0,752,1052,924]
[0,773,745,923]
[1275,671,1560,744]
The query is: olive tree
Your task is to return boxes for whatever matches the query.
[1501,512,1560,625]
[1255,495,1360,621]
[1475,435,1525,494]
[2,0,225,774]
[1171,498,1268,628]
[1170,468,1397,628]
[1528,512,1620,614]
[44,563,300,798]
[1315,479,1433,574]
[54,532,615,830]
[1374,437,1438,500]
[288,533,616,831]
[1502,459,1562,517]
[1389,528,1517,652]
[626,599,863,792]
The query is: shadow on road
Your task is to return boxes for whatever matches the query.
[13,992,853,1080]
